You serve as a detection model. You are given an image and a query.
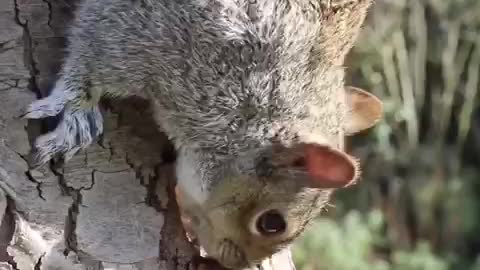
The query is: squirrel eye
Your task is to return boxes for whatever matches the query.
[256,210,286,236]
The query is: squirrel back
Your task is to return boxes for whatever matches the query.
[62,0,370,152]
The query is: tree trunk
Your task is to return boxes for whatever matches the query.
[0,0,296,269]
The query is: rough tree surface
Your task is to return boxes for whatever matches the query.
[0,1,295,270]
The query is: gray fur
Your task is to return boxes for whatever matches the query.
[25,0,370,162]
[23,0,372,266]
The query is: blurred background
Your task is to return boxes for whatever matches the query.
[292,0,480,269]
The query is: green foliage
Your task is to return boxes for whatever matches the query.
[293,211,387,270]
[293,211,450,270]
[292,0,480,269]
[392,243,449,270]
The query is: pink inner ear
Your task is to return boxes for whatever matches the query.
[303,144,357,188]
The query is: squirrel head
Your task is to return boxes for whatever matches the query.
[175,143,356,269]
[175,86,382,269]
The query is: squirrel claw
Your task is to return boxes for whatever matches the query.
[22,97,67,119]
[28,132,60,168]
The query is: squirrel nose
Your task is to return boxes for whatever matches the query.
[218,239,247,269]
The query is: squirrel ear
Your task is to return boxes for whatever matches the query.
[269,143,359,188]
[302,144,359,189]
[345,86,383,135]
[271,143,360,188]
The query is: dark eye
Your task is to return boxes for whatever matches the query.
[256,210,287,236]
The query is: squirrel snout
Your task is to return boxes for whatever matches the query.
[218,239,247,269]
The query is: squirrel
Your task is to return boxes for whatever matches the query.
[22,0,382,268]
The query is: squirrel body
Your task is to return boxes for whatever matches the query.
[23,0,382,268]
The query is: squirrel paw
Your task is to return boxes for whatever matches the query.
[26,105,104,168]
[20,94,69,119]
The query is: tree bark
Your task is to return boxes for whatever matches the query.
[0,1,296,270]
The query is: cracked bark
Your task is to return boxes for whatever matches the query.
[0,1,296,270]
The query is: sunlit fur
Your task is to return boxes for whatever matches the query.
[23,0,373,268]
